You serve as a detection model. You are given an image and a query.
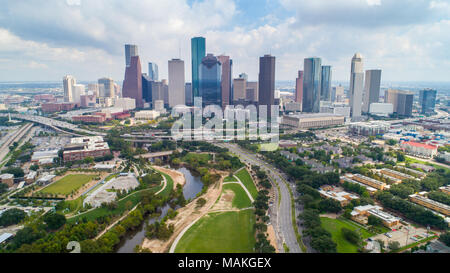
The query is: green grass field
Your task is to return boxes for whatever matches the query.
[175,210,256,253]
[235,168,258,199]
[40,174,97,195]
[405,156,449,171]
[321,217,375,253]
[222,183,252,209]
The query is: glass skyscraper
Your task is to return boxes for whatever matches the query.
[302,57,322,113]
[199,54,222,106]
[191,37,206,100]
[419,89,437,114]
[320,65,332,101]
[148,62,159,81]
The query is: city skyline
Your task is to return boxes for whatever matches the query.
[0,0,449,82]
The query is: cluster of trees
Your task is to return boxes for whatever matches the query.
[297,184,342,214]
[251,168,275,253]
[280,131,315,141]
[0,183,8,195]
[0,208,27,227]
[236,140,259,153]
[149,140,177,152]
[1,167,24,178]
[376,191,448,230]
[341,228,361,245]
[439,232,450,247]
[428,191,450,206]
[141,172,163,187]
[145,221,175,241]
[299,209,336,253]
[5,141,34,167]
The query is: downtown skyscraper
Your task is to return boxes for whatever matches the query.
[191,37,206,101]
[168,58,185,107]
[362,69,382,113]
[295,71,303,107]
[302,57,321,113]
[217,55,232,108]
[320,65,332,101]
[122,55,143,108]
[148,62,159,81]
[349,53,364,119]
[63,75,76,102]
[258,54,276,117]
[125,44,138,67]
[199,54,222,106]
[419,88,437,114]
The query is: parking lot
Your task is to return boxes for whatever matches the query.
[370,224,432,249]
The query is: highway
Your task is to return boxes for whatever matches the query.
[216,142,303,253]
[0,123,34,165]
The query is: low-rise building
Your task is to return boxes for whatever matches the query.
[349,121,390,136]
[37,173,56,185]
[0,174,14,187]
[351,205,400,227]
[25,171,37,184]
[72,114,106,123]
[31,149,59,165]
[63,136,110,162]
[318,186,359,206]
[439,186,450,195]
[400,141,438,158]
[347,173,387,190]
[409,194,450,216]
[410,163,435,172]
[41,102,77,113]
[134,110,160,120]
[395,166,426,178]
[281,113,345,130]
[340,176,378,194]
[380,168,416,181]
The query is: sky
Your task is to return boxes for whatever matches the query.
[0,0,449,83]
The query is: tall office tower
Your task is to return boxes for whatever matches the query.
[185,83,193,105]
[302,57,322,113]
[98,77,114,98]
[233,77,247,101]
[168,59,185,107]
[295,70,303,105]
[199,54,222,106]
[87,83,99,97]
[72,84,85,103]
[125,44,138,67]
[362,69,382,113]
[349,53,364,119]
[142,74,152,103]
[385,89,414,117]
[191,37,206,100]
[122,56,143,108]
[258,54,276,117]
[162,79,169,106]
[114,83,121,97]
[148,62,159,81]
[63,75,76,102]
[217,55,232,108]
[151,81,164,103]
[246,81,258,102]
[320,65,332,101]
[419,89,437,114]
[333,85,345,102]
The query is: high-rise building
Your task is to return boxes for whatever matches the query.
[148,62,159,81]
[332,85,345,102]
[217,55,232,108]
[385,89,414,117]
[142,74,152,103]
[349,53,364,119]
[168,59,185,107]
[199,54,222,106]
[185,83,193,106]
[125,44,138,67]
[191,37,206,100]
[295,71,303,107]
[87,83,99,97]
[246,81,258,102]
[63,75,76,102]
[98,77,114,98]
[302,57,321,113]
[258,54,276,116]
[122,55,143,108]
[419,89,437,114]
[72,84,85,103]
[320,66,332,101]
[151,81,164,105]
[233,77,246,102]
[362,69,382,113]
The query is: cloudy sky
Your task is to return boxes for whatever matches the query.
[0,0,449,82]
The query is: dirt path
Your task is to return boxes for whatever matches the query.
[266,224,279,253]
[141,171,226,253]
[152,166,185,189]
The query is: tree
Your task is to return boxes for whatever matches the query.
[43,213,66,230]
[368,215,383,227]
[388,241,400,251]
[0,183,8,195]
[0,208,27,227]
[341,228,361,245]
[439,232,450,247]
[318,198,342,213]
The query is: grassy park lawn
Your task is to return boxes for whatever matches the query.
[321,217,375,253]
[222,183,252,209]
[224,176,238,183]
[235,168,258,199]
[40,174,97,196]
[175,210,256,253]
[405,156,449,171]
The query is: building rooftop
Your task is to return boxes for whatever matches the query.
[402,141,437,150]
[0,173,14,179]
[410,194,450,211]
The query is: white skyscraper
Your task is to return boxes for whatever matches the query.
[98,77,115,98]
[63,75,76,102]
[168,59,185,107]
[349,53,364,119]
[72,84,85,103]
